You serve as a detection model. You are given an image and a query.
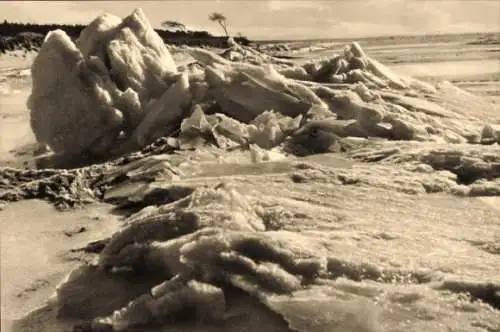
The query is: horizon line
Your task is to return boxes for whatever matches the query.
[1,20,497,43]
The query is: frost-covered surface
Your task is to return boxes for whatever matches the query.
[6,143,500,332]
[9,147,494,332]
[3,8,500,332]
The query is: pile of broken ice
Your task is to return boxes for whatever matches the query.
[19,9,500,332]
[28,9,500,164]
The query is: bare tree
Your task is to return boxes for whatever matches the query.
[209,12,229,38]
[161,20,186,32]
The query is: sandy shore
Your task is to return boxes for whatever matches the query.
[1,200,122,332]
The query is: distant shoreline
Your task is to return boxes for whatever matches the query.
[254,31,500,44]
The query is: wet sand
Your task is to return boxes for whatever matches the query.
[1,200,122,332]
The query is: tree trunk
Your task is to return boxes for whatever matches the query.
[219,22,229,38]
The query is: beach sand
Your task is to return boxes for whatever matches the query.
[1,200,122,331]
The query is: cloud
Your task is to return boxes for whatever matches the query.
[267,0,326,12]
[1,1,101,24]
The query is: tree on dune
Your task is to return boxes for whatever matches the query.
[209,12,230,38]
[161,20,186,32]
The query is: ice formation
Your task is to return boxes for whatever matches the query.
[28,30,125,156]
[6,7,500,332]
[28,9,180,157]
[27,8,500,163]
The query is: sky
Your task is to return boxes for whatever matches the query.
[1,0,499,40]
